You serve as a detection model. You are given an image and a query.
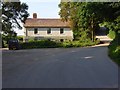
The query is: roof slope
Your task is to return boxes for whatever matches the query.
[24,18,70,28]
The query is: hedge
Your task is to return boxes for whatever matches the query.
[20,39,99,49]
[20,40,62,49]
[108,37,120,66]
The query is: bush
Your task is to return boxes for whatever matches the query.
[20,40,62,49]
[108,39,120,65]
[107,30,116,39]
[62,41,73,48]
[17,36,23,42]
[20,39,99,49]
[61,39,97,48]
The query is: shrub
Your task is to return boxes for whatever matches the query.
[20,38,99,49]
[17,36,23,42]
[61,39,97,48]
[108,38,120,65]
[107,30,116,39]
[20,40,62,49]
[62,41,73,48]
[72,41,81,47]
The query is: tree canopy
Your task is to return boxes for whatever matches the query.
[1,1,29,35]
[59,1,120,41]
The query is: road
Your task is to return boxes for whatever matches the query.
[2,46,118,88]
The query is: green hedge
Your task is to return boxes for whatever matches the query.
[20,39,99,49]
[107,30,116,39]
[108,38,120,66]
[20,40,62,49]
[17,36,23,42]
[62,40,96,48]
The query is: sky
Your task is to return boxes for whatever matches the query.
[21,0,61,18]
[16,0,61,35]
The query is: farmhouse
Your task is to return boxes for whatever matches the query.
[24,13,73,42]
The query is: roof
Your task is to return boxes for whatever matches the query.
[24,18,70,28]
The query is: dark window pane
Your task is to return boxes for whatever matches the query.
[60,39,64,42]
[60,28,64,34]
[34,28,38,34]
[47,28,51,34]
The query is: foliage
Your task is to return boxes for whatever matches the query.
[20,40,62,49]
[1,1,29,47]
[2,1,29,35]
[107,30,116,39]
[70,38,100,47]
[108,39,120,66]
[17,36,23,42]
[59,2,111,41]
[103,16,120,39]
[2,33,17,48]
[108,15,120,65]
[20,39,100,49]
[59,2,120,42]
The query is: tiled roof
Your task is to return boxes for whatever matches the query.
[24,18,70,28]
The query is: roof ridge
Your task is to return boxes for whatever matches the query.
[27,18,62,20]
[25,18,70,28]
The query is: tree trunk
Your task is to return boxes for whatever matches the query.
[92,30,94,42]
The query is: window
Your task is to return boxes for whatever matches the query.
[47,28,51,34]
[60,28,64,34]
[60,39,64,42]
[34,28,38,34]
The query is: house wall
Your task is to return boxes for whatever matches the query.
[24,27,73,41]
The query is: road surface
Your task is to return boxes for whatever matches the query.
[2,46,118,88]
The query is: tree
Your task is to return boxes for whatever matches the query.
[59,2,100,41]
[59,2,120,42]
[107,2,120,44]
[103,2,120,44]
[1,1,29,35]
[59,2,88,40]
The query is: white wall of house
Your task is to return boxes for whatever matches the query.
[24,27,73,41]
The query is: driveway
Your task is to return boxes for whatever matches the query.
[2,46,118,88]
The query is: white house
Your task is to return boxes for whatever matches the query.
[24,13,73,42]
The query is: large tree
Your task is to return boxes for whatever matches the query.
[59,2,103,41]
[59,1,120,41]
[1,1,29,35]
[107,2,120,44]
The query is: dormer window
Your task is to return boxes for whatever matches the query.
[34,28,38,34]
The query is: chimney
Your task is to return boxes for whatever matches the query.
[33,13,37,19]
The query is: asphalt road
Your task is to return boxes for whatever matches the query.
[2,46,118,88]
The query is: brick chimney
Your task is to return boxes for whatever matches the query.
[33,13,37,19]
